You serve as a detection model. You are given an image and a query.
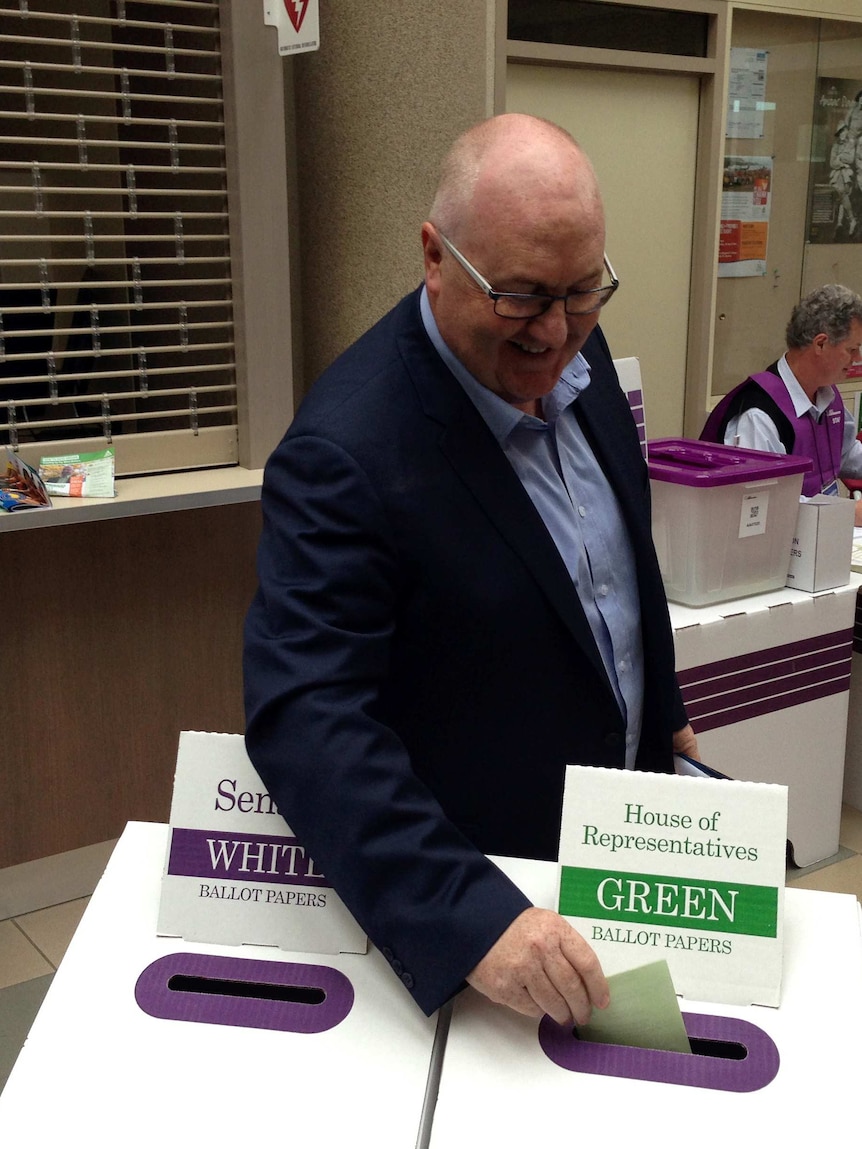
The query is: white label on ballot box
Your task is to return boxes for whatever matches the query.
[738,488,769,537]
[157,731,367,955]
[557,765,787,1006]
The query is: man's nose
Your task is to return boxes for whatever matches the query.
[527,298,572,344]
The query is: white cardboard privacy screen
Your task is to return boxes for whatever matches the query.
[557,765,788,1006]
[157,731,366,954]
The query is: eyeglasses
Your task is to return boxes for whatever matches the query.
[436,230,619,319]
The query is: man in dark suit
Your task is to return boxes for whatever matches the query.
[244,113,695,1027]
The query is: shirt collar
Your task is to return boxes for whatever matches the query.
[419,285,591,444]
[777,353,835,417]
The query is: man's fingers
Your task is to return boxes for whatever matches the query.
[673,722,699,760]
[466,907,610,1025]
[558,928,610,1013]
[522,963,584,1026]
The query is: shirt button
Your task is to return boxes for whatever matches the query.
[577,505,586,518]
[598,583,609,596]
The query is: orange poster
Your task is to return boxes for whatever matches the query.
[719,156,772,277]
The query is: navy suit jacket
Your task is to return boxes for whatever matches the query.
[244,287,687,1014]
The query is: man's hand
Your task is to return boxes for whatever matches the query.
[465,907,609,1026]
[673,723,699,761]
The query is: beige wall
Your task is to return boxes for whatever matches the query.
[290,4,497,396]
[507,62,699,438]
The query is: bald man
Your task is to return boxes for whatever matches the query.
[244,114,694,1026]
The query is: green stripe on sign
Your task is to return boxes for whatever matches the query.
[558,866,778,938]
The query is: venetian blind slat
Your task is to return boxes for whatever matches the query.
[0,0,236,473]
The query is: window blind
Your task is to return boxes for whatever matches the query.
[0,0,237,476]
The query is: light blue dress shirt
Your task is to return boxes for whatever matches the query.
[420,288,644,769]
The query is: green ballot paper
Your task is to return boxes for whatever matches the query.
[576,959,691,1054]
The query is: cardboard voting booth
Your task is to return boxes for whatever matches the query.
[5,732,860,1146]
[0,821,442,1146]
[670,575,862,867]
[429,856,862,1148]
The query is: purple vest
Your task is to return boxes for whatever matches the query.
[701,369,844,497]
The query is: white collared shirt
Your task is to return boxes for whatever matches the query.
[724,354,862,483]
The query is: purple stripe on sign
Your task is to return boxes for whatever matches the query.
[135,953,354,1033]
[167,827,330,887]
[538,1011,779,1092]
[676,628,852,731]
[624,390,647,458]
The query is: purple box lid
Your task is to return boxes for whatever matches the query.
[647,438,812,487]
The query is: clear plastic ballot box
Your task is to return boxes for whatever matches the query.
[648,438,810,607]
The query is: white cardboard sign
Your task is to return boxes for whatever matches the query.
[557,766,788,1006]
[263,0,319,56]
[157,731,366,954]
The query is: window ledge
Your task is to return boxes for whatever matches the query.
[0,466,263,533]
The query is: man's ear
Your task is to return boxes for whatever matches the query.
[422,222,444,297]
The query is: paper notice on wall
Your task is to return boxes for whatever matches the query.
[719,155,772,277]
[727,47,768,139]
[263,0,319,56]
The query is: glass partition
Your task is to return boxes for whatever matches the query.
[712,11,862,410]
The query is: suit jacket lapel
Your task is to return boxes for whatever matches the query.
[398,314,614,691]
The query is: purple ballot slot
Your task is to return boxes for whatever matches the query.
[538,1011,780,1092]
[135,953,354,1033]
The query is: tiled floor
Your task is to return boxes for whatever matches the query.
[0,838,117,1093]
[2,811,862,1095]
